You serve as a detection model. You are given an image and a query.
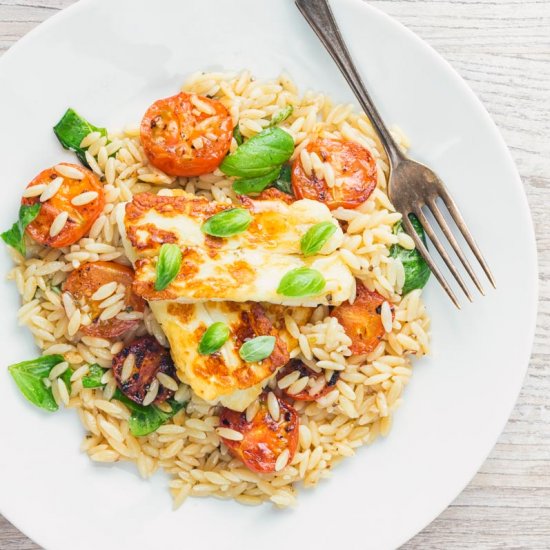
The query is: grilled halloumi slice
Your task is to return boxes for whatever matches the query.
[119,192,355,306]
[150,300,311,411]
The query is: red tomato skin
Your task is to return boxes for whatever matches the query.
[112,335,177,405]
[140,92,233,177]
[277,359,339,402]
[64,261,145,339]
[331,284,392,355]
[291,138,377,210]
[219,394,299,474]
[22,163,104,248]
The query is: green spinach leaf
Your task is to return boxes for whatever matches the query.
[61,367,73,392]
[53,108,107,167]
[1,203,41,255]
[272,164,293,195]
[390,215,431,295]
[113,390,186,437]
[82,364,105,389]
[233,126,244,146]
[8,354,65,412]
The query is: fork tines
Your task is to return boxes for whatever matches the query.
[401,192,496,309]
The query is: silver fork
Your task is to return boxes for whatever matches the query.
[295,0,496,308]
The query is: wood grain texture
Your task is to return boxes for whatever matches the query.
[0,0,548,548]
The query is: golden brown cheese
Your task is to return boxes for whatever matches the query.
[151,300,311,410]
[120,192,354,306]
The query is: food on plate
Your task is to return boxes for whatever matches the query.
[276,359,340,402]
[141,92,233,177]
[53,108,107,168]
[21,163,105,248]
[150,300,306,411]
[63,261,145,338]
[331,284,393,355]
[154,243,183,291]
[121,190,342,256]
[3,71,430,509]
[300,221,338,257]
[113,389,185,437]
[198,321,230,355]
[1,203,41,255]
[218,392,299,473]
[390,215,431,295]
[8,355,69,412]
[220,126,295,194]
[111,335,178,405]
[291,138,378,210]
[119,190,353,305]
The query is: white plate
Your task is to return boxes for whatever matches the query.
[0,0,537,548]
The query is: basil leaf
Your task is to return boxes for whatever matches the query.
[220,127,295,178]
[277,267,326,297]
[1,203,41,255]
[113,390,186,437]
[53,108,107,167]
[8,354,65,412]
[272,164,293,195]
[201,208,252,238]
[301,222,338,257]
[198,322,230,355]
[232,168,281,195]
[233,126,244,146]
[155,243,182,291]
[270,105,294,126]
[390,215,431,295]
[82,364,106,389]
[239,336,276,363]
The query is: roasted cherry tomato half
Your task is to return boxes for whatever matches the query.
[331,284,392,355]
[112,335,177,406]
[277,359,339,401]
[64,261,146,339]
[140,92,233,177]
[291,138,377,210]
[218,393,299,474]
[22,163,104,248]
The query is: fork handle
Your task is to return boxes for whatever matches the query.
[295,0,404,168]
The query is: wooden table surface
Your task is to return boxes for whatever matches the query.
[0,0,548,548]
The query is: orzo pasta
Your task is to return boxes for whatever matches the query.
[4,71,430,508]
